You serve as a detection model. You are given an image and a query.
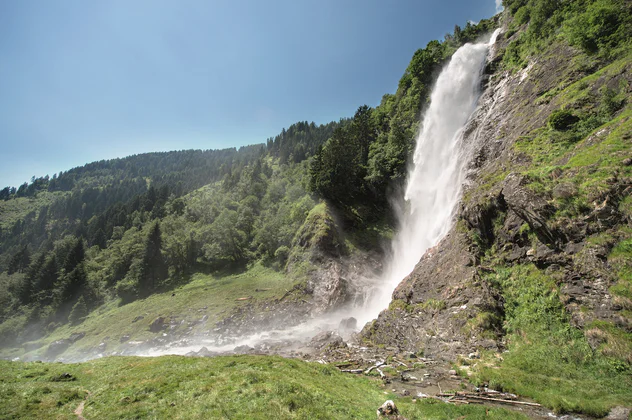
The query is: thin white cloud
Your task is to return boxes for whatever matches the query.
[495,0,504,13]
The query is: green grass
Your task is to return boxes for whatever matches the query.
[0,355,527,420]
[0,191,66,229]
[1,264,299,361]
[474,265,632,416]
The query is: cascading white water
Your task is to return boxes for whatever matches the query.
[355,30,501,326]
[136,31,501,359]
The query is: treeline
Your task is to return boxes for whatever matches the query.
[266,120,348,164]
[0,145,265,200]
[309,18,499,222]
[0,15,504,343]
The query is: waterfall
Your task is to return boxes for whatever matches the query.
[355,30,501,326]
[139,31,502,358]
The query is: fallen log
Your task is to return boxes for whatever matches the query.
[465,395,541,407]
[364,361,385,375]
[437,393,541,407]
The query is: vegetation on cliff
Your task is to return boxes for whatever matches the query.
[1,0,632,417]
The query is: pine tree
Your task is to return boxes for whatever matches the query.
[138,222,167,297]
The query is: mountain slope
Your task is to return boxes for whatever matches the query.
[362,0,632,415]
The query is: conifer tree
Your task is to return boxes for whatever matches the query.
[138,221,168,297]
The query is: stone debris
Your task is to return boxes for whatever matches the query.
[376,400,399,417]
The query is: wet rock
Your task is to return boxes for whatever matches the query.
[362,229,502,360]
[132,315,144,323]
[233,345,254,354]
[149,317,166,332]
[46,339,71,358]
[309,331,346,350]
[69,332,85,343]
[338,317,358,334]
[197,347,218,357]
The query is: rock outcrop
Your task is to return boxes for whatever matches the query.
[361,18,632,364]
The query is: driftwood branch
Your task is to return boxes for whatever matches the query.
[364,361,385,375]
[437,392,541,407]
[340,369,363,374]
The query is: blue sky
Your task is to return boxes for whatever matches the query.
[0,0,499,188]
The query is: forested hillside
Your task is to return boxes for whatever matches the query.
[2,0,632,418]
[0,16,498,350]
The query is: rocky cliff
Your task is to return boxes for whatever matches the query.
[361,10,632,388]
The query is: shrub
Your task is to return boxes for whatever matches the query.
[548,109,579,131]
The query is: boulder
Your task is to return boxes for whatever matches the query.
[552,183,578,199]
[309,331,346,350]
[338,317,358,334]
[606,406,631,420]
[377,400,399,417]
[46,339,71,358]
[149,317,166,332]
[233,345,254,354]
[69,332,85,343]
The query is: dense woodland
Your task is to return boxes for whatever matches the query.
[1,0,630,349]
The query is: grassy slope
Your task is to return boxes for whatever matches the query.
[466,37,632,417]
[0,355,526,420]
[1,264,300,361]
[0,191,65,230]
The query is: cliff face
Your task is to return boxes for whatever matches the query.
[361,13,632,371]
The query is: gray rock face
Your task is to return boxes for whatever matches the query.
[501,173,562,248]
[362,230,502,360]
[360,27,629,361]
